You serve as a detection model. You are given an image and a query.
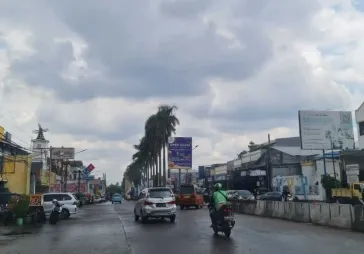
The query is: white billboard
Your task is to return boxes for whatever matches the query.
[298,110,354,150]
[50,147,75,160]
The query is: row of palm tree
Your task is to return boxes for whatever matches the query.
[124,105,180,187]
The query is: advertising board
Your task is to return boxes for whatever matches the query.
[51,147,75,160]
[298,110,354,150]
[168,137,192,169]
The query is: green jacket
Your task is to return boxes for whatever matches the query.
[212,190,228,209]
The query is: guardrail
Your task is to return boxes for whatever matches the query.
[231,200,364,232]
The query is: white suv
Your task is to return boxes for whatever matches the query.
[43,192,79,218]
[134,187,176,223]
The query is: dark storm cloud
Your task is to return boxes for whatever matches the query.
[37,108,145,141]
[6,0,273,102]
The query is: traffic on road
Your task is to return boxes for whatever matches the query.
[2,187,364,254]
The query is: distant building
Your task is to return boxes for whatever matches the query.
[0,126,32,195]
[355,102,364,149]
[230,137,321,193]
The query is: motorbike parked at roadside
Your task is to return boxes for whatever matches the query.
[49,199,62,225]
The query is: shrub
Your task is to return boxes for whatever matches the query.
[11,195,30,218]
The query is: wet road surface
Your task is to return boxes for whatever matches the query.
[1,203,130,254]
[1,202,364,254]
[115,201,364,254]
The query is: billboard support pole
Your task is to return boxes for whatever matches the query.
[330,139,338,187]
[267,134,271,191]
[49,146,52,192]
[178,169,181,188]
[78,170,81,193]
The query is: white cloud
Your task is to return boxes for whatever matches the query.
[0,0,363,183]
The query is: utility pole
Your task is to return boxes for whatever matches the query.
[48,146,52,192]
[267,134,271,191]
[77,169,81,193]
[63,160,68,192]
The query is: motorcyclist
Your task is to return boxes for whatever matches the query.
[282,185,290,201]
[209,183,228,226]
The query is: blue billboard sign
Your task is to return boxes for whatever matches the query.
[168,137,192,169]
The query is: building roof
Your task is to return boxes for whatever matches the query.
[273,146,321,157]
[355,101,364,115]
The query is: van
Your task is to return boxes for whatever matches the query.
[178,185,204,210]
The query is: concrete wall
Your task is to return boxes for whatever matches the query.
[232,200,364,232]
[2,155,31,195]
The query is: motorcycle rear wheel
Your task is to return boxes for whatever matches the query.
[224,229,231,237]
[212,227,219,235]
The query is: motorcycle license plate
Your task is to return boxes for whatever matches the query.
[224,216,234,220]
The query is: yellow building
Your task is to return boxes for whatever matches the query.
[1,155,32,195]
[0,125,32,195]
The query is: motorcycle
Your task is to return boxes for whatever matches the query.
[0,204,16,226]
[49,199,62,225]
[209,203,235,237]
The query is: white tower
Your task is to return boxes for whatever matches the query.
[31,123,49,170]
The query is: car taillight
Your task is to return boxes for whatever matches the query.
[144,201,153,205]
[179,195,183,199]
[191,194,196,198]
[73,201,78,205]
[168,201,176,205]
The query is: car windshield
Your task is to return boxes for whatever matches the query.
[112,194,121,197]
[179,186,194,194]
[149,189,172,198]
[236,190,251,196]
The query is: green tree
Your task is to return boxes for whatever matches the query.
[156,105,179,182]
[145,114,163,186]
[124,104,179,187]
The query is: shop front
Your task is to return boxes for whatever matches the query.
[233,167,267,193]
[214,174,228,189]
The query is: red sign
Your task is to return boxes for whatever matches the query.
[86,164,95,172]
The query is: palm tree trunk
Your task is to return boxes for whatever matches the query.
[155,160,157,186]
[158,150,162,186]
[162,145,166,186]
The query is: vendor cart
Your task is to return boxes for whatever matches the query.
[28,194,46,223]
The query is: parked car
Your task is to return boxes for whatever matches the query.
[73,192,86,206]
[94,195,102,203]
[43,193,78,218]
[226,190,236,200]
[234,190,255,201]
[134,187,176,223]
[111,193,122,204]
[257,191,280,201]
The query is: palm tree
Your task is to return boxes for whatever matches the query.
[145,114,163,186]
[157,105,179,185]
[124,105,180,188]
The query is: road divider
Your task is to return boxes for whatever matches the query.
[231,200,364,232]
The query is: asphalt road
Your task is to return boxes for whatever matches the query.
[1,202,130,254]
[1,201,364,254]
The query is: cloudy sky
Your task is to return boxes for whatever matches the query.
[0,0,363,183]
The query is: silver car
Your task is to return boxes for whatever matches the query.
[134,187,176,223]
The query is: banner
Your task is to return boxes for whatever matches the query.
[40,171,56,186]
[168,137,192,169]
